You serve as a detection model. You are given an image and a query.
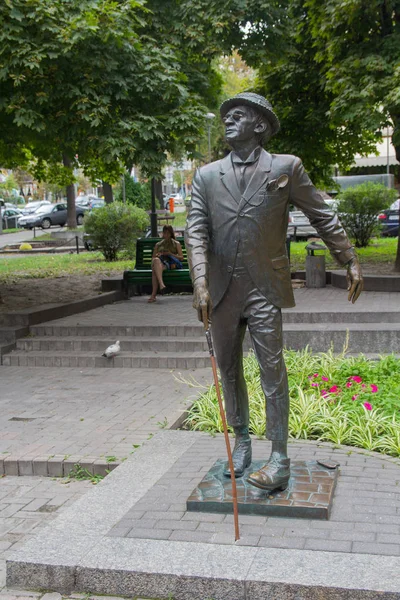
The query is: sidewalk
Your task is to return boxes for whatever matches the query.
[0,367,211,471]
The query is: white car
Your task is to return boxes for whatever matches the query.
[288,199,338,239]
[21,200,52,215]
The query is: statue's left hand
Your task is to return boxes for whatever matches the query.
[347,257,363,303]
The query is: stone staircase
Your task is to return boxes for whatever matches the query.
[2,310,400,368]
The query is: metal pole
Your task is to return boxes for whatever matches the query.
[76,235,79,254]
[150,178,158,238]
[203,317,240,541]
[122,174,126,203]
[207,124,212,163]
[387,126,390,176]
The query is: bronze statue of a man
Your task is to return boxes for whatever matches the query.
[185,93,363,492]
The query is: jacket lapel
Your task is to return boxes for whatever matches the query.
[239,149,273,211]
[220,153,241,205]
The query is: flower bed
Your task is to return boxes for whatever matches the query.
[184,346,400,457]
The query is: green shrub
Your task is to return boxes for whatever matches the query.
[337,182,397,248]
[84,202,148,261]
[183,347,400,457]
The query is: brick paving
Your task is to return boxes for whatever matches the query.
[109,435,400,556]
[0,366,211,473]
[0,475,92,592]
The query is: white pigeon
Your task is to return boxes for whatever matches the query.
[102,340,120,358]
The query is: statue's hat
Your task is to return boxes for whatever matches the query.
[220,92,280,137]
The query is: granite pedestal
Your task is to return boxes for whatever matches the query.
[6,431,400,600]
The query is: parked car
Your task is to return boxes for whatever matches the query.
[18,203,86,229]
[288,199,338,239]
[76,195,102,209]
[1,207,22,229]
[21,200,52,215]
[89,198,105,210]
[378,208,400,237]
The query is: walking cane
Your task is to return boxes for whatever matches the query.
[202,313,240,541]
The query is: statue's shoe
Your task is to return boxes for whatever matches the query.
[247,457,290,491]
[223,438,252,478]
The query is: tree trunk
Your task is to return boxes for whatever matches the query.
[62,154,77,229]
[389,113,400,272]
[102,181,113,204]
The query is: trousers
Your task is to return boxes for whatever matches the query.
[211,261,289,441]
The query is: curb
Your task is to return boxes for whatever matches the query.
[0,455,120,478]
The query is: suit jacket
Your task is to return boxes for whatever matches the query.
[184,148,355,309]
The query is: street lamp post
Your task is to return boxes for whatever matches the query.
[205,112,215,163]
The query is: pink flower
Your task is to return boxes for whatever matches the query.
[346,382,353,388]
[321,390,328,398]
[350,376,362,383]
[313,373,319,378]
[329,385,340,394]
[361,384,366,389]
[363,402,373,411]
[352,394,359,401]
[321,376,329,382]
[311,382,319,387]
[370,384,378,393]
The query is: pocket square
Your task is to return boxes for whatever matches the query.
[267,174,289,192]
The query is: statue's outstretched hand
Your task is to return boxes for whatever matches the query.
[193,280,212,328]
[347,257,363,304]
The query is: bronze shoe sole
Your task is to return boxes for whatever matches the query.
[246,475,289,492]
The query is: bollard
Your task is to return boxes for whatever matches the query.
[169,197,175,213]
[305,242,327,288]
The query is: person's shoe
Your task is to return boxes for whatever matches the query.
[223,437,252,478]
[247,456,290,491]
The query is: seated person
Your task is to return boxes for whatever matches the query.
[148,225,184,303]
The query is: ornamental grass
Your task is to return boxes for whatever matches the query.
[183,342,400,458]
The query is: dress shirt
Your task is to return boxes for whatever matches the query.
[231,146,262,194]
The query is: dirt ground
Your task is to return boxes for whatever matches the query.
[0,274,107,313]
[0,264,398,314]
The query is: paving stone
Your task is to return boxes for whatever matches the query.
[352,541,400,555]
[169,529,214,543]
[126,528,172,540]
[258,535,306,549]
[304,538,352,552]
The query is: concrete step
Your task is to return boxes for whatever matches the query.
[29,322,400,351]
[30,324,205,338]
[16,336,210,353]
[0,326,29,345]
[29,311,400,339]
[5,322,400,367]
[282,323,400,353]
[2,350,210,369]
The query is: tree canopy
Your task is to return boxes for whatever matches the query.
[0,0,211,183]
[305,0,400,162]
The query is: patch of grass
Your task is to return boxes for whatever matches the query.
[289,237,397,271]
[105,455,118,463]
[65,464,105,484]
[184,345,400,458]
[171,211,187,229]
[2,228,20,234]
[0,251,134,283]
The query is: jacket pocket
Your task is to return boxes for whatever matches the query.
[271,255,289,270]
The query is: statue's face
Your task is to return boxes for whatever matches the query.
[223,104,260,144]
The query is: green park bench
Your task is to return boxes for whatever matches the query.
[123,237,192,296]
